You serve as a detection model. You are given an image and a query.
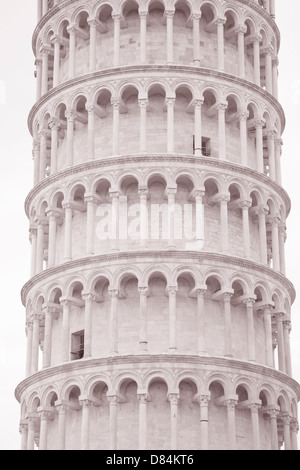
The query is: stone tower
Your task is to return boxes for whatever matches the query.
[16,0,300,450]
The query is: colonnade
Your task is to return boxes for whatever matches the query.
[20,392,298,451]
[25,284,293,379]
[37,0,277,22]
[29,189,287,277]
[35,9,279,100]
[33,101,282,185]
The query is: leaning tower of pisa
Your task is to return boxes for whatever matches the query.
[16,0,300,451]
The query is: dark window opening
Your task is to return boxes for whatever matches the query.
[193,135,211,156]
[71,330,84,360]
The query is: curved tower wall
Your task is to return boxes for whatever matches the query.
[16,0,300,451]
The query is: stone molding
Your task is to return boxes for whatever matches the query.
[14,354,300,403]
[32,0,280,57]
[24,154,291,217]
[20,250,296,306]
[27,65,285,134]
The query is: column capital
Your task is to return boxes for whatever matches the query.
[216,101,228,112]
[138,10,148,20]
[138,286,149,296]
[195,288,207,298]
[112,13,122,23]
[33,140,40,151]
[107,394,120,405]
[138,187,149,197]
[238,110,249,122]
[283,320,292,331]
[225,399,238,410]
[166,285,178,296]
[243,298,256,308]
[109,189,120,199]
[280,413,292,425]
[165,187,177,197]
[164,9,175,19]
[247,403,261,413]
[85,104,95,114]
[194,98,204,108]
[19,422,28,433]
[87,19,98,28]
[65,111,76,122]
[79,399,93,409]
[138,98,149,109]
[67,26,80,36]
[84,195,98,205]
[235,25,247,35]
[194,394,210,406]
[137,393,150,404]
[167,393,179,405]
[82,292,96,302]
[267,128,277,140]
[290,418,299,433]
[59,297,72,308]
[192,189,205,200]
[111,99,120,111]
[255,119,266,129]
[165,97,176,107]
[215,17,226,26]
[238,199,252,210]
[192,12,202,21]
[216,193,231,204]
[48,119,60,131]
[265,408,280,419]
[223,292,233,303]
[108,288,119,299]
[62,202,73,211]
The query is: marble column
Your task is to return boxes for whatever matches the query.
[139,99,148,152]
[165,10,174,64]
[109,289,119,354]
[267,408,279,450]
[139,11,147,64]
[138,287,148,352]
[26,318,33,377]
[236,26,247,78]
[19,423,28,450]
[168,394,179,450]
[196,289,207,355]
[167,286,177,352]
[239,200,251,259]
[225,399,238,450]
[223,293,233,357]
[166,97,175,153]
[108,395,119,450]
[65,112,75,167]
[216,18,225,71]
[192,14,201,66]
[113,15,121,66]
[82,293,95,358]
[238,111,249,166]
[63,203,73,261]
[217,103,227,160]
[85,196,96,256]
[86,105,95,161]
[262,305,274,367]
[255,119,265,173]
[79,399,92,450]
[60,299,71,362]
[283,320,292,376]
[248,403,261,450]
[194,99,203,156]
[244,298,256,362]
[88,20,97,72]
[138,393,149,450]
[49,120,59,174]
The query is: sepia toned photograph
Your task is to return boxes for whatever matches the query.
[0,0,299,452]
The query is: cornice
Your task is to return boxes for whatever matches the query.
[24,154,291,217]
[14,354,300,403]
[27,65,285,134]
[20,250,296,306]
[32,0,280,56]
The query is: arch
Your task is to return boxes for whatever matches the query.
[114,265,143,289]
[174,371,202,393]
[141,264,172,286]
[85,374,112,396]
[144,370,172,392]
[64,276,86,298]
[172,265,202,286]
[61,379,83,401]
[114,372,142,392]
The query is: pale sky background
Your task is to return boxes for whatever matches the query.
[0,1,299,450]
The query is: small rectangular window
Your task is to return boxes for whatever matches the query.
[202,137,211,157]
[71,330,84,360]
